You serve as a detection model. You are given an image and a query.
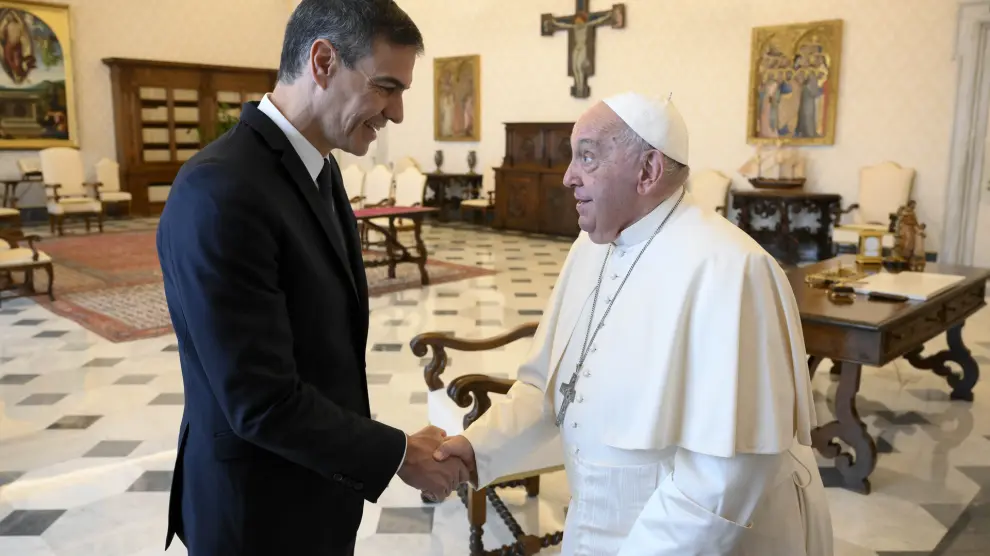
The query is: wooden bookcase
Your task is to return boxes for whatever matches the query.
[492,122,580,237]
[103,58,277,215]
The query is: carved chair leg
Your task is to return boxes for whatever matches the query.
[525,476,540,497]
[467,486,487,556]
[57,215,64,236]
[85,216,91,233]
[98,210,104,232]
[49,215,55,235]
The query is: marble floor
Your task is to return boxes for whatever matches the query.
[1,221,989,555]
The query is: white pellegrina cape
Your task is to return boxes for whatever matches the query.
[462,189,832,555]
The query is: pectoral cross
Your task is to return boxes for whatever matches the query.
[555,369,580,427]
[540,1,627,99]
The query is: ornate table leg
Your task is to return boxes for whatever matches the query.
[904,323,979,402]
[386,216,397,279]
[412,216,430,286]
[811,360,877,494]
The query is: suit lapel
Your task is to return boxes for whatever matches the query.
[240,102,359,301]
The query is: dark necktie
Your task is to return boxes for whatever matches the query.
[317,159,348,255]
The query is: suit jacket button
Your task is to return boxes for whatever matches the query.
[354,482,364,490]
[333,473,342,481]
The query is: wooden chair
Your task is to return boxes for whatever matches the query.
[832,161,915,249]
[688,169,731,216]
[410,324,565,556]
[340,164,366,209]
[460,167,495,224]
[39,147,103,235]
[359,164,394,249]
[0,229,54,307]
[94,158,133,218]
[391,166,426,233]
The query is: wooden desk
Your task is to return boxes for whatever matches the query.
[353,206,438,285]
[789,256,989,493]
[733,189,841,264]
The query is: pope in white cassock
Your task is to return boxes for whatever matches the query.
[434,91,834,555]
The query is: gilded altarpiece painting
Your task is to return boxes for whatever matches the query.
[0,0,77,149]
[434,55,480,142]
[747,19,843,146]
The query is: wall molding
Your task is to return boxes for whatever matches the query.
[941,0,990,264]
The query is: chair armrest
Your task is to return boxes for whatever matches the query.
[832,202,859,225]
[44,183,61,202]
[715,204,725,215]
[0,229,42,256]
[447,374,516,429]
[410,322,540,391]
[348,195,364,204]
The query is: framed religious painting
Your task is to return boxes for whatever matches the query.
[0,0,78,149]
[746,19,843,146]
[434,54,480,142]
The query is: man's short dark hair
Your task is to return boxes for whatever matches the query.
[278,0,424,84]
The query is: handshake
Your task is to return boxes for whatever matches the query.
[396,426,477,501]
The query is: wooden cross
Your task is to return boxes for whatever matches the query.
[541,1,626,99]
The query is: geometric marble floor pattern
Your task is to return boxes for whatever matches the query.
[1,221,989,555]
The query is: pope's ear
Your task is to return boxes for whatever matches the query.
[637,149,664,195]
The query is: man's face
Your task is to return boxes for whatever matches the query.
[320,38,418,155]
[563,103,643,244]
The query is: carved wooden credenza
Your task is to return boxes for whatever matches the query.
[732,189,841,264]
[493,122,580,237]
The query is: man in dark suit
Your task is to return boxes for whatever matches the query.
[156,1,467,554]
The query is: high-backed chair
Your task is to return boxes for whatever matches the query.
[411,325,566,556]
[94,158,132,217]
[688,169,731,216]
[460,167,495,224]
[359,164,394,248]
[340,164,365,209]
[39,147,103,235]
[832,161,915,248]
[383,166,427,234]
[392,156,421,174]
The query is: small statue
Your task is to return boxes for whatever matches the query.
[892,200,919,261]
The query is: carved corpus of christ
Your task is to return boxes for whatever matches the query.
[541,1,626,99]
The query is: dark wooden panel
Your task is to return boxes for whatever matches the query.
[500,172,541,233]
[540,173,577,236]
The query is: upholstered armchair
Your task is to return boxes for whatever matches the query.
[832,162,915,248]
[688,169,731,215]
[0,229,54,307]
[39,147,103,235]
[359,164,394,248]
[460,167,495,224]
[340,164,366,209]
[410,324,566,556]
[94,158,132,217]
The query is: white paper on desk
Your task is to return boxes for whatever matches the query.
[851,271,966,301]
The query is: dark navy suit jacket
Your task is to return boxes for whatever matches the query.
[157,101,406,555]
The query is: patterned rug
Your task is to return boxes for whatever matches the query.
[12,230,494,342]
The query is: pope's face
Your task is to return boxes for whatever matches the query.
[563,103,643,244]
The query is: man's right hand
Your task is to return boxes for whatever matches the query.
[397,426,469,501]
[433,435,477,486]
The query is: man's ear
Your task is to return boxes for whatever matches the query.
[637,149,664,195]
[310,39,338,88]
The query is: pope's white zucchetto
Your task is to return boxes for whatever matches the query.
[603,91,689,166]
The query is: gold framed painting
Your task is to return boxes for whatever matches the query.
[434,55,480,142]
[746,19,843,146]
[0,0,78,150]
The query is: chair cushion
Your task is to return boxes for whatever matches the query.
[460,199,490,208]
[0,248,50,267]
[0,208,19,217]
[100,191,132,202]
[48,199,102,215]
[427,388,566,477]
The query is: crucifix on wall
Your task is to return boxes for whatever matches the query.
[541,1,626,99]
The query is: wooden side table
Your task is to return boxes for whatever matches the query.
[424,172,483,222]
[732,189,841,264]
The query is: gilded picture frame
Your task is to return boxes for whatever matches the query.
[434,55,480,142]
[0,0,77,150]
[746,19,843,146]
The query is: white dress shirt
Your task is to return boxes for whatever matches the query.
[256,93,409,480]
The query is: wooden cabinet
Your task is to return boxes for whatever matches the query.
[103,58,277,215]
[493,122,580,237]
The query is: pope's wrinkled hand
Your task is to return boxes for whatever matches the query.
[396,426,469,501]
[433,435,477,486]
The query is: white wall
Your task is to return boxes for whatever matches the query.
[387,0,959,246]
[3,0,287,207]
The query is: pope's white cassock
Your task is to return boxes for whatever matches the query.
[461,99,832,555]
